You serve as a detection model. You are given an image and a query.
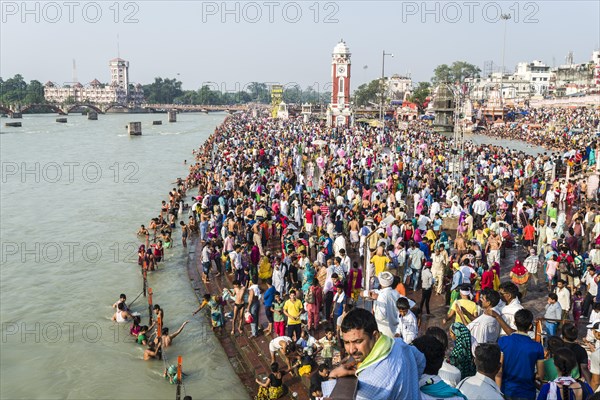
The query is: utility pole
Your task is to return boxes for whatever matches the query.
[381,50,393,133]
[500,13,511,111]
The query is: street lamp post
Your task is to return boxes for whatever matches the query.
[381,50,394,132]
[500,13,511,110]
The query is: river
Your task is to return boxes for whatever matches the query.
[0,113,249,400]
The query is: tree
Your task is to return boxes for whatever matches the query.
[353,79,385,107]
[283,84,302,104]
[24,80,45,104]
[408,82,431,112]
[0,74,27,103]
[142,77,183,103]
[432,61,481,84]
[247,82,269,103]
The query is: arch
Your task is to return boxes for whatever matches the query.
[0,105,12,115]
[20,104,67,115]
[66,104,104,114]
[104,104,130,113]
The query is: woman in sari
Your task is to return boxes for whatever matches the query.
[255,362,285,400]
[301,262,315,294]
[510,259,530,299]
[345,261,363,302]
[448,322,476,380]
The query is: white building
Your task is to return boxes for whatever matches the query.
[466,59,550,102]
[44,57,144,106]
[514,60,551,96]
[387,74,412,101]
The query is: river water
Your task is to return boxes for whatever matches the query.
[0,113,249,400]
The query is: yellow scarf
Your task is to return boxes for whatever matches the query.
[356,334,394,375]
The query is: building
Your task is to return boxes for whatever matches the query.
[44,57,144,106]
[109,58,129,94]
[432,84,455,133]
[387,74,412,101]
[468,51,600,102]
[327,40,352,127]
[550,51,600,96]
[514,60,551,96]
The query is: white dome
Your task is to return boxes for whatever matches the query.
[333,40,350,55]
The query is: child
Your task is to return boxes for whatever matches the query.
[137,325,149,345]
[130,315,142,336]
[317,328,336,368]
[163,364,180,385]
[271,292,286,337]
[395,297,419,344]
[296,329,318,356]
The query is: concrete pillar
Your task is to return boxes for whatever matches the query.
[168,110,177,122]
[128,122,142,136]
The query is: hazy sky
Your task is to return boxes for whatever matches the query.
[1,1,598,93]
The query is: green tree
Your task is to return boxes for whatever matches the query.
[142,77,183,103]
[0,74,27,103]
[247,82,270,103]
[408,82,431,112]
[432,61,481,84]
[24,80,45,104]
[353,79,384,107]
[283,84,302,104]
[197,85,221,105]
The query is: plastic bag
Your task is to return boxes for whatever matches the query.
[244,311,253,324]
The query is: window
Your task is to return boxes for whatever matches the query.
[339,78,344,93]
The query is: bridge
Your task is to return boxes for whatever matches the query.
[0,103,252,116]
[141,104,250,113]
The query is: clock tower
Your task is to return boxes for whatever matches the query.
[328,39,352,127]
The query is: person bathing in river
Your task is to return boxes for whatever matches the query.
[160,321,189,348]
[137,224,149,236]
[112,293,129,311]
[180,221,189,247]
[112,302,133,323]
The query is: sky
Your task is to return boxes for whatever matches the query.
[1,0,599,93]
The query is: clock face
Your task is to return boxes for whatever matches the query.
[338,66,346,74]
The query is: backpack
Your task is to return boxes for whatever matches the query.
[305,287,316,304]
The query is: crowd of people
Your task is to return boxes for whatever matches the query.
[128,104,600,399]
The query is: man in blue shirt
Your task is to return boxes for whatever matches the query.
[497,309,544,400]
[329,308,425,400]
[262,278,276,336]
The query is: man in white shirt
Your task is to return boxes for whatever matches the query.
[408,243,426,292]
[498,282,523,335]
[456,343,504,400]
[583,266,599,318]
[201,242,213,283]
[467,289,501,344]
[370,271,400,338]
[555,279,572,320]
[523,248,541,292]
[417,214,431,232]
[472,198,488,226]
